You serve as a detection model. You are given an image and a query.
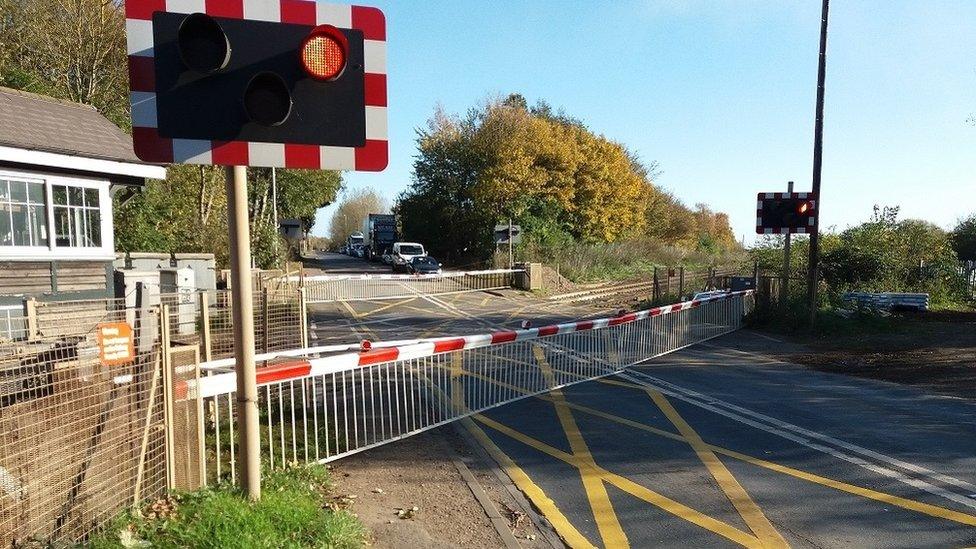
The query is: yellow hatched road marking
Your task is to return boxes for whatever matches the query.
[337,300,378,339]
[418,364,596,549]
[357,297,416,318]
[338,299,361,319]
[649,389,789,548]
[466,371,976,528]
[475,414,763,548]
[535,346,630,548]
[462,417,598,549]
[505,304,533,322]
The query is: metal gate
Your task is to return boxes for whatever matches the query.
[187,291,753,484]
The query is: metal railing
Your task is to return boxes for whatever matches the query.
[191,291,753,484]
[303,269,522,303]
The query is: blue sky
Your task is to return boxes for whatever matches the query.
[313,0,976,242]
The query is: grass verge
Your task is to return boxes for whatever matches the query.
[87,465,365,549]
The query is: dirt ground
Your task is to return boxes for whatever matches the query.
[330,427,553,549]
[775,309,976,399]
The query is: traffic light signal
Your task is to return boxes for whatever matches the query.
[126,0,387,170]
[756,192,817,234]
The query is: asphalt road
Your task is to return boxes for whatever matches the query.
[322,289,976,548]
[306,288,624,345]
[303,250,392,275]
[463,331,976,549]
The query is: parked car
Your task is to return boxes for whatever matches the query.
[407,256,442,275]
[381,248,394,265]
[391,242,426,272]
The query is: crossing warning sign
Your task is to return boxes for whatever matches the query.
[97,322,135,366]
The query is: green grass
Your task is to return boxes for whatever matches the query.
[87,466,365,549]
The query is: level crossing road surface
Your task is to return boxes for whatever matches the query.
[307,288,623,345]
[306,283,976,547]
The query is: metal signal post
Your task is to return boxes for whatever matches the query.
[781,181,794,304]
[224,166,261,500]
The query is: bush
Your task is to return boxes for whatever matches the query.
[87,466,365,549]
[517,237,746,282]
[752,206,969,308]
[820,207,965,305]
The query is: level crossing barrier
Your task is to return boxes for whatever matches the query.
[185,290,754,485]
[302,269,522,303]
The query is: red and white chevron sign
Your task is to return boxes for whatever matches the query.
[125,0,387,170]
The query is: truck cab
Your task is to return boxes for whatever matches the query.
[363,214,397,261]
[391,242,426,272]
[346,232,364,255]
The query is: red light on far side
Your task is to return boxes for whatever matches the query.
[798,202,811,215]
[301,26,347,80]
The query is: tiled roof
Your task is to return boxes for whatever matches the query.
[0,87,144,164]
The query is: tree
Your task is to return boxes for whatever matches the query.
[0,0,129,127]
[397,96,724,264]
[329,188,388,245]
[952,213,976,262]
[116,166,342,268]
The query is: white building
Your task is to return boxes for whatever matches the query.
[0,87,165,312]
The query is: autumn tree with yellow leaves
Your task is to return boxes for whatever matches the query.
[397,94,737,266]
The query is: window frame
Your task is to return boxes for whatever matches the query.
[0,168,114,261]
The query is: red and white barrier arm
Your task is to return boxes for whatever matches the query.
[186,290,752,399]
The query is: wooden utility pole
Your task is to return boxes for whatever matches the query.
[806,0,830,323]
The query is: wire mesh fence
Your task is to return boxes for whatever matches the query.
[303,269,521,303]
[193,291,754,484]
[0,285,306,545]
[0,299,166,546]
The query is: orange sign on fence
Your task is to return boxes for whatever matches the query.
[97,321,135,366]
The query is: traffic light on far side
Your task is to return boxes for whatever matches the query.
[756,192,817,234]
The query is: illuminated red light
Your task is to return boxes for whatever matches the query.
[301,26,347,80]
[798,202,811,214]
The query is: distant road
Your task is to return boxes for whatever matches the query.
[302,251,392,276]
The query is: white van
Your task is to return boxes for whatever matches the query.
[391,242,426,272]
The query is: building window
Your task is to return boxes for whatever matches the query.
[53,184,101,248]
[0,179,48,247]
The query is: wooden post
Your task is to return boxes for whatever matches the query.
[160,305,176,491]
[298,286,309,349]
[678,266,685,298]
[653,267,659,302]
[199,292,212,363]
[23,297,39,341]
[193,348,205,488]
[262,286,270,354]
